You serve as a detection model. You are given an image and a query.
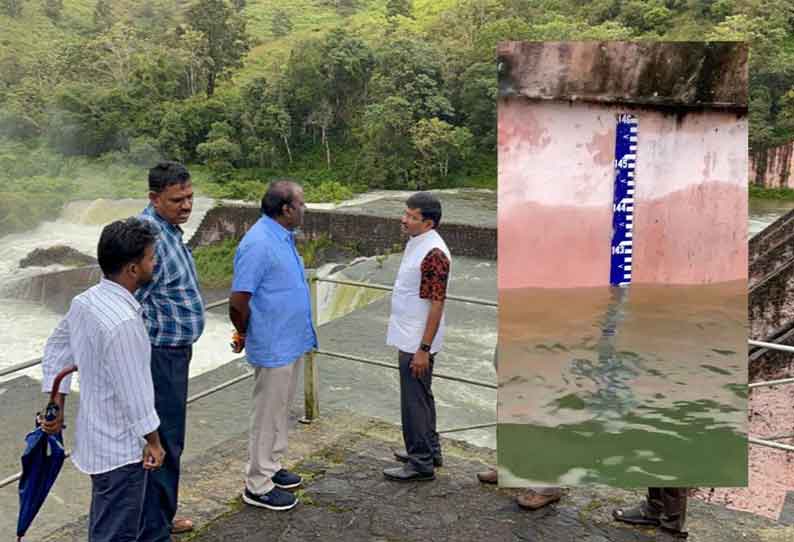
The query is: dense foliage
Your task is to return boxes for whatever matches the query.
[0,0,792,234]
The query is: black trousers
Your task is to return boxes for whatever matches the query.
[398,350,441,474]
[140,345,192,542]
[89,462,145,542]
[647,487,688,532]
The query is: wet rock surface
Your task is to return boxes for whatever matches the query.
[37,412,790,542]
[19,245,96,268]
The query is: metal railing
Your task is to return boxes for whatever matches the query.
[746,339,794,453]
[0,274,498,489]
[8,275,793,486]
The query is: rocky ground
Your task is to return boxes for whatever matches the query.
[38,411,793,542]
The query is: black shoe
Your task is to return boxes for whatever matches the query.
[242,487,298,511]
[393,450,443,467]
[272,469,302,489]
[383,465,435,482]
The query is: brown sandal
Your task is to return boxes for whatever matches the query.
[171,517,194,534]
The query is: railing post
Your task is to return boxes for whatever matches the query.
[301,271,320,423]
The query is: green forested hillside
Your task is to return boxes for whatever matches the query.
[1,0,792,233]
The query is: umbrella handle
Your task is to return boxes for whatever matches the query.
[49,365,77,404]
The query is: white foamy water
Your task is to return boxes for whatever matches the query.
[749,198,794,237]
[0,198,216,380]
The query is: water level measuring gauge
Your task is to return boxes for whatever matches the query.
[610,114,637,287]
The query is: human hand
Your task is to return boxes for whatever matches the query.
[143,441,166,470]
[231,330,246,353]
[410,351,430,379]
[40,400,64,434]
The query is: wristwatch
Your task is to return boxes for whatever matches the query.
[420,342,432,352]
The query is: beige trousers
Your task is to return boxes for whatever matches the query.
[245,356,303,495]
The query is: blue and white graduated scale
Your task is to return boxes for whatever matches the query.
[609,114,638,287]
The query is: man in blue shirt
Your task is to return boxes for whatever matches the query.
[229,180,317,511]
[136,162,206,540]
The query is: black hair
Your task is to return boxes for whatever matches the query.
[261,179,301,218]
[97,217,158,277]
[406,191,442,228]
[148,161,191,193]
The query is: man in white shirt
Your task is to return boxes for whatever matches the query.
[384,192,450,482]
[41,217,166,542]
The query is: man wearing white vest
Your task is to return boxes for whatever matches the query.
[384,192,451,482]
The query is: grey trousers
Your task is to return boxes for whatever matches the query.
[89,462,145,542]
[398,350,441,474]
[246,357,304,495]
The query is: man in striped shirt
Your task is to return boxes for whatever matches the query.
[41,218,165,542]
[136,162,206,540]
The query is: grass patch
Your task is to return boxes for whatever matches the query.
[192,234,338,289]
[300,234,334,268]
[749,184,794,201]
[193,238,240,289]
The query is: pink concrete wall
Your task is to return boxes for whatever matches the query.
[498,98,748,289]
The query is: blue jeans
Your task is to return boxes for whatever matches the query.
[89,462,145,542]
[139,345,192,542]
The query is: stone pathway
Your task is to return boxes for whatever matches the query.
[38,410,792,542]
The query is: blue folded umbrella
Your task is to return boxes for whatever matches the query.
[16,428,66,541]
[17,364,76,542]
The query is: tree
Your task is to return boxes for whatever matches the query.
[94,0,114,32]
[355,96,415,187]
[370,37,453,121]
[619,0,673,34]
[175,27,211,97]
[157,95,231,162]
[263,104,293,164]
[271,8,293,37]
[232,0,245,12]
[318,28,375,126]
[458,62,497,149]
[0,0,24,17]
[196,121,241,180]
[43,0,63,22]
[48,84,134,156]
[187,0,250,97]
[84,24,140,87]
[386,0,411,19]
[411,118,473,187]
[282,29,374,165]
[306,100,333,167]
[240,77,293,165]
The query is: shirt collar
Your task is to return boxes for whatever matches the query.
[144,204,183,236]
[407,228,435,246]
[262,215,294,242]
[100,278,143,314]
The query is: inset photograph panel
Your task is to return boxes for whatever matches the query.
[497,41,748,487]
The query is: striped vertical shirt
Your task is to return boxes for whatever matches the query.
[135,204,205,346]
[41,278,160,475]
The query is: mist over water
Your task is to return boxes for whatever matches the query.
[498,281,747,487]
